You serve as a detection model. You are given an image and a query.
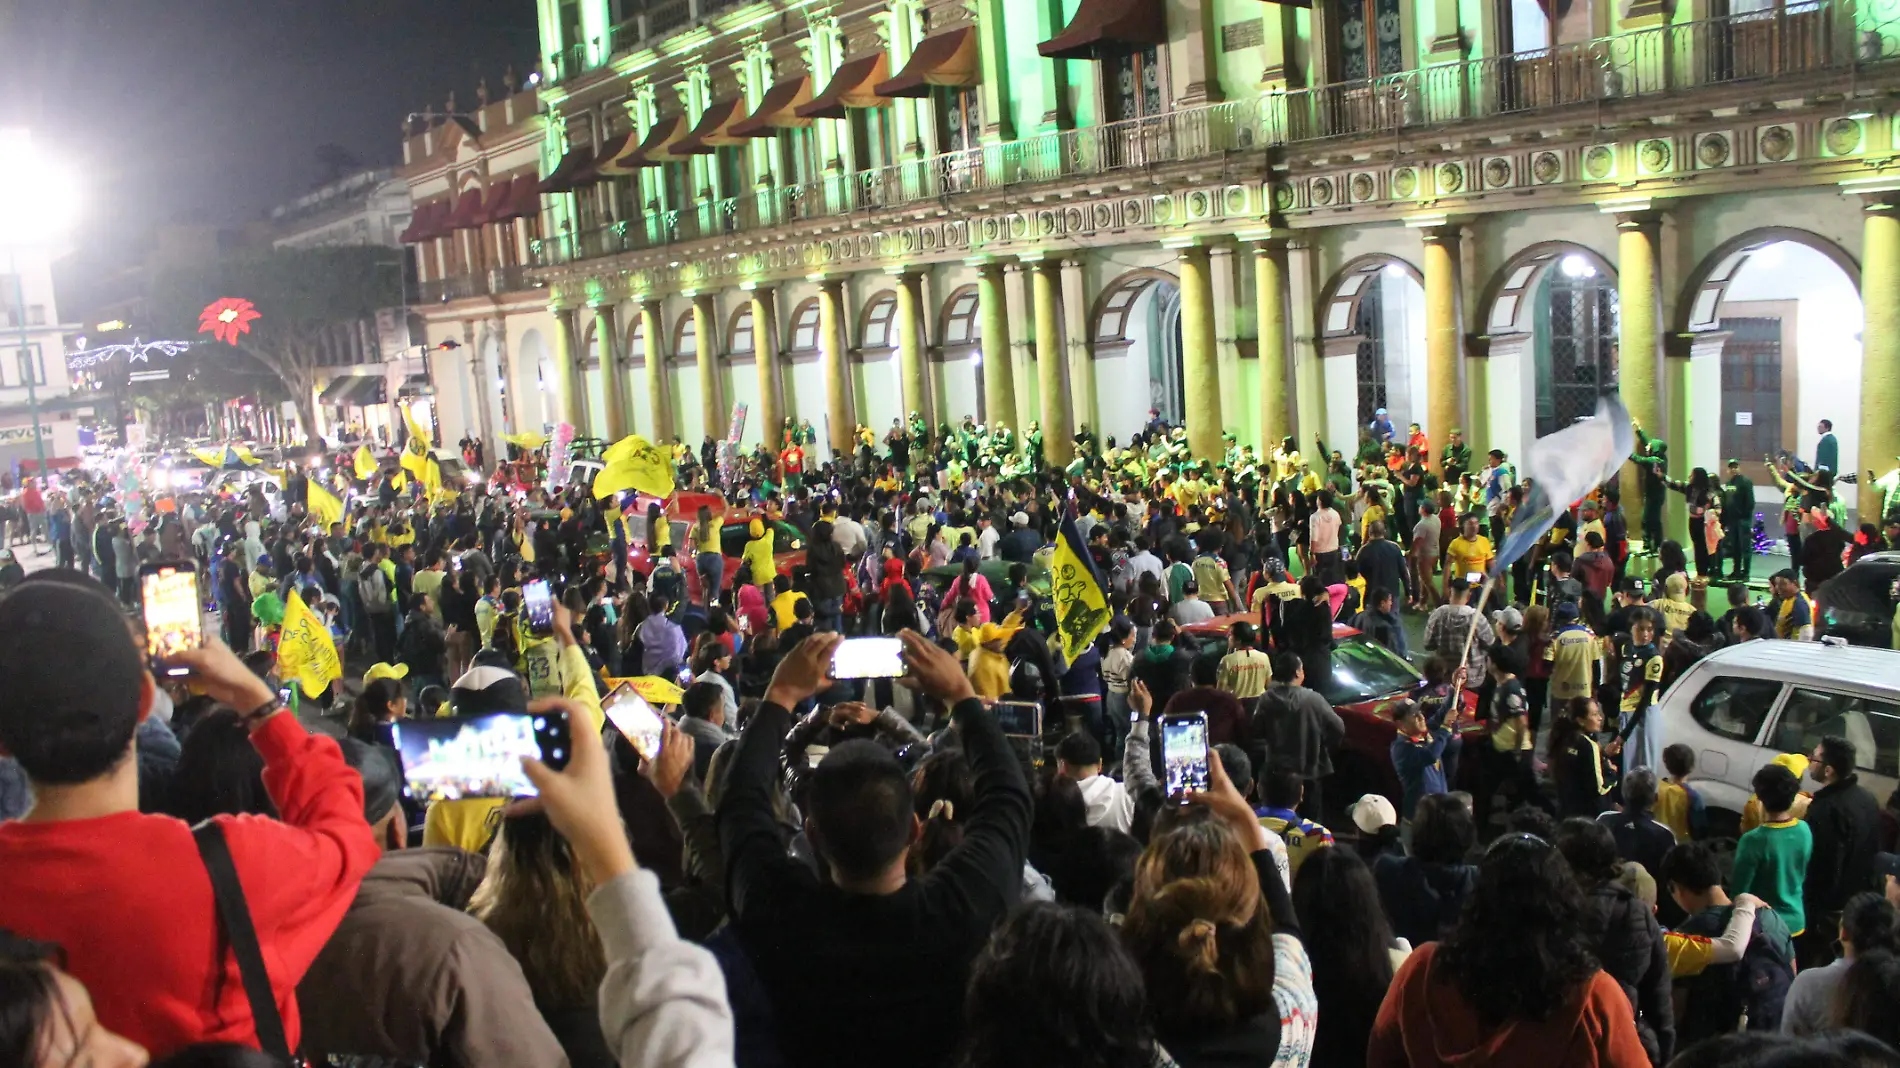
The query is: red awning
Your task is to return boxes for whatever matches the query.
[502,177,543,222]
[446,187,490,231]
[1038,0,1166,60]
[618,115,688,168]
[399,200,450,244]
[729,76,814,137]
[674,97,747,154]
[571,131,633,186]
[478,177,519,223]
[875,27,980,97]
[794,53,892,120]
[538,145,597,194]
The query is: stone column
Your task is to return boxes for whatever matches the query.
[641,300,673,443]
[1060,257,1094,440]
[749,288,783,447]
[462,319,498,467]
[819,279,852,459]
[976,260,1016,429]
[894,271,930,426]
[1287,240,1324,440]
[1211,245,1244,446]
[592,304,627,440]
[1860,193,1900,523]
[1255,239,1292,452]
[1615,209,1665,533]
[1031,258,1073,465]
[1420,222,1463,472]
[550,305,583,430]
[1176,243,1222,461]
[693,293,722,444]
[1004,261,1035,430]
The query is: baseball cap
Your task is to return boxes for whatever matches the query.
[1554,600,1580,622]
[1492,606,1524,631]
[1349,793,1398,834]
[364,662,410,684]
[1010,512,1029,527]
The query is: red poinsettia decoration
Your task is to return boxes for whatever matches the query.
[198,297,262,345]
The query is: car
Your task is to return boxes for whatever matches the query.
[1659,639,1900,836]
[1817,551,1900,649]
[624,514,809,602]
[1178,612,1485,811]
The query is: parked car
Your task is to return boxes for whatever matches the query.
[1179,613,1485,811]
[1659,639,1900,836]
[1817,551,1900,649]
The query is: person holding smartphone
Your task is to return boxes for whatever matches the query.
[719,631,1031,1068]
[0,575,378,1059]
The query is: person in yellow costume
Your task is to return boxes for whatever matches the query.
[740,517,776,595]
[961,610,1025,701]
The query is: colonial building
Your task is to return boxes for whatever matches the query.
[402,0,1900,531]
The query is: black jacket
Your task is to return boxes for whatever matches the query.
[1582,880,1675,1065]
[1804,773,1883,916]
[1374,854,1477,947]
[1269,597,1335,694]
[1356,538,1409,604]
[806,540,847,600]
[1599,810,1679,883]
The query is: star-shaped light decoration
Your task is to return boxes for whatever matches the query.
[198,297,261,346]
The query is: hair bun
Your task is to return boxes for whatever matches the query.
[1177,918,1221,970]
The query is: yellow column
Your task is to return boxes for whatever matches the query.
[1255,239,1291,452]
[1421,224,1463,473]
[1177,244,1222,461]
[895,271,930,427]
[819,279,852,458]
[550,306,582,429]
[1060,258,1095,439]
[641,300,673,443]
[977,261,1015,429]
[1616,211,1664,530]
[1032,259,1073,465]
[750,288,783,448]
[592,305,627,440]
[693,294,722,443]
[1862,196,1900,522]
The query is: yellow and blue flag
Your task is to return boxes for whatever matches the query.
[1050,504,1110,662]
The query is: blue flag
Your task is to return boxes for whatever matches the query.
[1491,395,1636,578]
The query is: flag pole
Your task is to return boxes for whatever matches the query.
[1456,572,1500,680]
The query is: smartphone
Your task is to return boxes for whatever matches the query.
[993,700,1043,738]
[1465,571,1484,586]
[139,562,202,676]
[830,636,906,679]
[1161,711,1211,799]
[522,578,554,636]
[602,682,666,761]
[389,710,572,803]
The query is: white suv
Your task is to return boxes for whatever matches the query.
[1659,640,1900,835]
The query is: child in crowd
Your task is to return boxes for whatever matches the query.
[1656,743,1709,841]
[1731,762,1814,939]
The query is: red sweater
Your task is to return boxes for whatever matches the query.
[0,713,377,1057]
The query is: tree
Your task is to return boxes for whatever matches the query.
[148,246,404,449]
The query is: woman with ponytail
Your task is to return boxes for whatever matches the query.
[1120,750,1314,1067]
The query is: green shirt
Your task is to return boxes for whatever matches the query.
[1732,817,1813,935]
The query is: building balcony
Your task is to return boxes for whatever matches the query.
[414,266,540,303]
[533,0,1893,270]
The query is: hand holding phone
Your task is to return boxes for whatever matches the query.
[602,682,666,762]
[390,709,571,802]
[522,579,555,637]
[140,562,203,676]
[830,636,906,679]
[1161,711,1211,799]
[518,696,636,884]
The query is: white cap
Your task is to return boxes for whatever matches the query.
[1349,793,1398,834]
[1011,512,1030,527]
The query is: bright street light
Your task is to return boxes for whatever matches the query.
[0,129,80,477]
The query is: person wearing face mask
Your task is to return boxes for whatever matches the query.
[1798,736,1882,970]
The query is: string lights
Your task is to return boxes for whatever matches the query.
[66,340,197,370]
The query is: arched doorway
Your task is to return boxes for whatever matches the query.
[1676,229,1862,498]
[1479,242,1619,461]
[1317,256,1427,454]
[725,304,762,450]
[1091,269,1181,446]
[935,285,984,428]
[515,328,552,435]
[579,319,605,439]
[623,310,651,438]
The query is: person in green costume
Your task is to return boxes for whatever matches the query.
[1631,423,1669,550]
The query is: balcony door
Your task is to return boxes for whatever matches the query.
[1706,0,1830,82]
[1102,46,1166,168]
[1493,0,1596,112]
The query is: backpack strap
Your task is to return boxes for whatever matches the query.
[193,821,294,1062]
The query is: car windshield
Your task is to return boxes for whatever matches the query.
[1320,636,1422,705]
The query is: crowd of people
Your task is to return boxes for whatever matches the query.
[1,402,1898,1068]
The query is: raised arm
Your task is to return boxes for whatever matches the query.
[1122,680,1159,797]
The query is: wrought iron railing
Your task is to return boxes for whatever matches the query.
[532,0,1875,267]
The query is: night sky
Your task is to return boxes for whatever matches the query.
[5,0,538,248]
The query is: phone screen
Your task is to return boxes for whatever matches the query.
[141,565,202,674]
[1162,713,1211,797]
[1465,571,1484,586]
[390,711,570,802]
[522,579,554,636]
[830,637,906,679]
[603,683,666,761]
[993,700,1042,738]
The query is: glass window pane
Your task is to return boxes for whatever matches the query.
[1320,636,1423,705]
[1772,688,1900,776]
[1691,676,1782,743]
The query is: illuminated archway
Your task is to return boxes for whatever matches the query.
[1316,255,1427,454]
[1091,268,1181,446]
[1475,241,1619,460]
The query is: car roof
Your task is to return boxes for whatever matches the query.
[1692,641,1900,701]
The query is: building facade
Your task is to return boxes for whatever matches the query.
[272,168,415,251]
[404,0,1900,531]
[0,247,84,474]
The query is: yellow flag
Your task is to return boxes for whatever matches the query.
[353,444,377,478]
[276,591,342,695]
[593,434,675,499]
[1050,510,1111,663]
[391,469,407,493]
[307,481,345,527]
[604,674,687,706]
[399,403,432,478]
[502,431,547,450]
[422,455,444,499]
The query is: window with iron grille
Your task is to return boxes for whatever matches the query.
[1537,270,1619,436]
[1354,278,1389,426]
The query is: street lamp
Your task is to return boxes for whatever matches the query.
[0,130,80,478]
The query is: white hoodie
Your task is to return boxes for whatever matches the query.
[1075,774,1134,833]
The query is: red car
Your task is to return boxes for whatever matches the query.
[624,513,809,603]
[1179,613,1486,809]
